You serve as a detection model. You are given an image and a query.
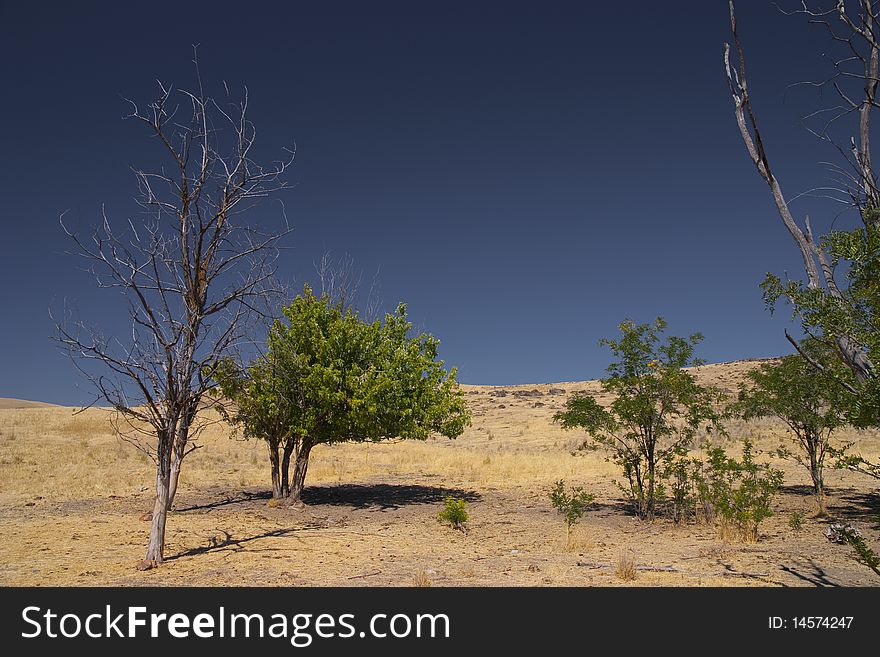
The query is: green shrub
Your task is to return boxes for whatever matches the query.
[549,480,595,545]
[437,496,469,531]
[788,511,804,531]
[693,440,783,542]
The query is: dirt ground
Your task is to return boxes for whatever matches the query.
[1,360,878,587]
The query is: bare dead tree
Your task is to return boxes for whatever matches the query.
[724,0,876,389]
[56,53,293,568]
[315,251,382,320]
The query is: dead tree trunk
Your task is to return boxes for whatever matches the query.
[142,428,174,567]
[167,453,182,511]
[725,0,876,385]
[166,400,199,510]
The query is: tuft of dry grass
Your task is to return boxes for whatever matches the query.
[615,550,637,581]
[717,520,759,544]
[413,570,433,587]
[564,527,594,552]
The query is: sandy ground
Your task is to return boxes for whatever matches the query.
[0,360,878,587]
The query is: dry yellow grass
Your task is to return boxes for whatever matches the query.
[615,550,637,581]
[0,359,878,587]
[0,398,57,410]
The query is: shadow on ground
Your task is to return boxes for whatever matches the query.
[302,483,481,509]
[779,484,818,498]
[166,526,305,561]
[781,559,842,587]
[829,489,880,527]
[175,490,272,513]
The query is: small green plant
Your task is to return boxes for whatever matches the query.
[693,439,783,542]
[437,496,469,531]
[788,511,804,531]
[549,480,595,546]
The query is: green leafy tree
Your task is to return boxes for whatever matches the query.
[554,318,724,520]
[732,344,850,511]
[218,285,470,502]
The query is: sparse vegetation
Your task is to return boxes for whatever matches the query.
[2,362,879,586]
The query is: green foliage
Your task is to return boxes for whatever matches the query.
[788,511,804,531]
[437,496,469,531]
[831,524,880,578]
[761,222,880,428]
[693,440,784,542]
[214,352,295,444]
[269,285,470,445]
[731,343,850,505]
[665,457,693,524]
[549,480,595,538]
[216,285,470,498]
[828,442,880,481]
[554,318,724,520]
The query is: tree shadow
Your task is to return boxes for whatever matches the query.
[175,490,271,513]
[779,484,817,498]
[302,483,481,509]
[587,499,636,516]
[780,560,841,587]
[828,489,880,527]
[166,524,322,561]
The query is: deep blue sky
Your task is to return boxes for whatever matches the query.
[0,1,860,404]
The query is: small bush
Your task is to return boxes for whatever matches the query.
[788,511,804,531]
[693,440,783,542]
[549,480,594,546]
[437,496,469,531]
